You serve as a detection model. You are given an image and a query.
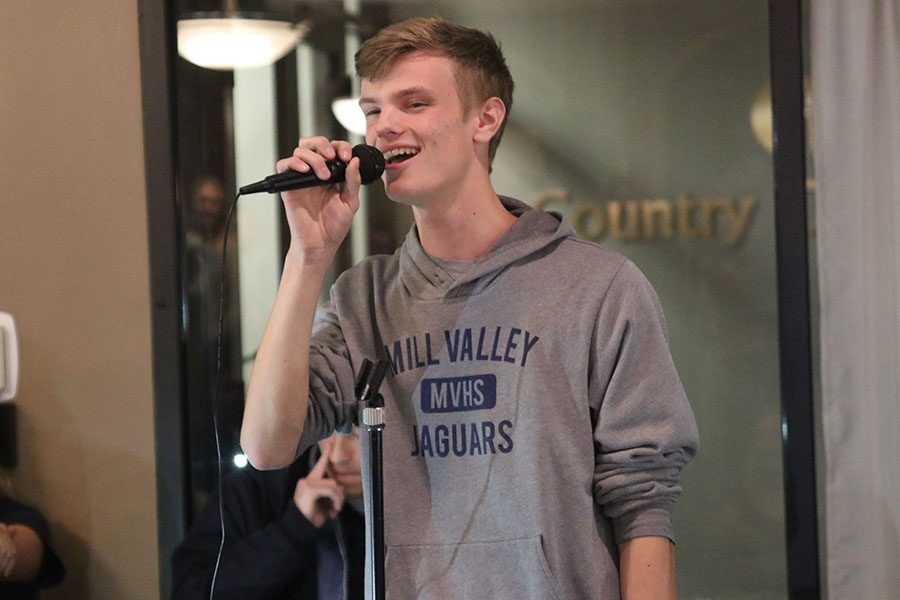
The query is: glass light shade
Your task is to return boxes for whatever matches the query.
[332,96,367,135]
[750,85,773,153]
[177,17,306,70]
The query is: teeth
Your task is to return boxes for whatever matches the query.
[383,147,419,161]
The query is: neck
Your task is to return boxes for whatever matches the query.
[412,184,516,260]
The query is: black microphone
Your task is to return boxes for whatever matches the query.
[239,144,385,195]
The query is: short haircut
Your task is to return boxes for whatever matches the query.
[355,17,514,166]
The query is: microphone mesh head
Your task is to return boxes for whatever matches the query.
[352,144,386,184]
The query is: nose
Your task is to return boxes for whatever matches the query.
[328,435,352,465]
[371,105,402,142]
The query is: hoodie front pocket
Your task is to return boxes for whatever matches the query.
[385,534,562,600]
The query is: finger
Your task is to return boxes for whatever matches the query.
[308,452,331,479]
[310,484,344,515]
[315,482,342,499]
[306,139,353,177]
[298,136,337,159]
[318,485,344,516]
[297,137,340,180]
[290,148,335,181]
[307,478,343,498]
[331,140,354,163]
[330,491,345,518]
[275,143,335,179]
[341,157,362,203]
[276,156,312,176]
[277,139,353,182]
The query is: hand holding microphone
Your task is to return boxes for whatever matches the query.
[240,142,385,195]
[252,138,384,263]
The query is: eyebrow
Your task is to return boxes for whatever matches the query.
[359,86,435,106]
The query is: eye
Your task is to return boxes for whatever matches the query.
[362,107,380,118]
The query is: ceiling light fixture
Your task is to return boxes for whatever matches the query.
[177,12,308,71]
[331,96,366,135]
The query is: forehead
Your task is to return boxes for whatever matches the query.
[360,51,461,101]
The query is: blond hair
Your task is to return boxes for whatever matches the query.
[355,17,514,166]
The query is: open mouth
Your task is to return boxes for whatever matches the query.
[383,147,419,166]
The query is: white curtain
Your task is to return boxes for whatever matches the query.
[811,2,900,597]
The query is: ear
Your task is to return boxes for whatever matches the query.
[471,96,506,145]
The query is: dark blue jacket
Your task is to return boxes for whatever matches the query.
[170,453,365,599]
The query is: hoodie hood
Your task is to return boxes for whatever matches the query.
[399,196,576,301]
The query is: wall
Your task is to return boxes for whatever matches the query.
[0,1,159,598]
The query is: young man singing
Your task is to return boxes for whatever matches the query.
[241,17,698,600]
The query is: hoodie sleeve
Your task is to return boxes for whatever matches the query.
[296,298,359,456]
[589,260,699,545]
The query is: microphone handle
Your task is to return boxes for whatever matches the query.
[241,158,348,195]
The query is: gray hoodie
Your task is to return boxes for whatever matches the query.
[300,197,699,599]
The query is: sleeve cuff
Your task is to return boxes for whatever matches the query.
[612,507,675,546]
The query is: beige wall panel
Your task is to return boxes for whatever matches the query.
[0,1,159,597]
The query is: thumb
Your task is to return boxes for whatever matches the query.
[341,157,362,202]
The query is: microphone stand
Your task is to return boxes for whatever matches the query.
[355,359,390,600]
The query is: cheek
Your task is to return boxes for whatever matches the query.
[345,452,361,473]
[425,121,451,146]
[414,114,451,146]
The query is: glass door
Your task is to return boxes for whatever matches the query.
[167,1,794,596]
[384,1,790,596]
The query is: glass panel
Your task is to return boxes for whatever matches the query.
[172,0,790,595]
[172,2,406,518]
[381,1,789,597]
[174,55,244,514]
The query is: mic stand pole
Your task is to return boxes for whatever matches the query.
[355,359,390,600]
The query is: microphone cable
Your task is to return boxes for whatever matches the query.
[206,190,241,600]
[201,156,383,596]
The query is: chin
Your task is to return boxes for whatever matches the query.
[384,182,440,209]
[384,179,413,200]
